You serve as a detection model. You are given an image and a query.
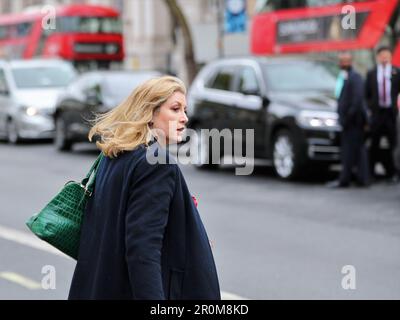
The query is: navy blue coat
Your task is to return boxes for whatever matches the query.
[337,68,368,130]
[68,142,221,300]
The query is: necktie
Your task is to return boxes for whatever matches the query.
[382,66,387,105]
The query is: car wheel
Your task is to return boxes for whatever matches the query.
[54,116,72,151]
[273,129,301,180]
[6,119,20,144]
[190,128,218,170]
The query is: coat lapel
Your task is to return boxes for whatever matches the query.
[373,68,379,93]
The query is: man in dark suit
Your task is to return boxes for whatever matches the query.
[366,46,400,183]
[329,52,369,188]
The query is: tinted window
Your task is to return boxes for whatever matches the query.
[101,73,160,106]
[0,69,9,94]
[12,64,76,89]
[81,74,102,91]
[262,61,336,92]
[208,67,236,91]
[237,67,260,95]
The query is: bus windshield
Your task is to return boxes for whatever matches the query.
[256,0,360,12]
[12,65,76,89]
[57,16,122,34]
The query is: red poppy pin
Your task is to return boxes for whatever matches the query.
[192,195,198,207]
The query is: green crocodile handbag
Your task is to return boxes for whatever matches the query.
[26,153,104,260]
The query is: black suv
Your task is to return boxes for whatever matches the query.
[187,57,341,179]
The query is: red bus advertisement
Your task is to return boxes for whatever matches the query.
[251,0,400,70]
[0,4,124,70]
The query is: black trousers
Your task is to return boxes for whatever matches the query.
[369,108,398,178]
[340,127,369,185]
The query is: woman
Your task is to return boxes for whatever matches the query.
[68,76,221,300]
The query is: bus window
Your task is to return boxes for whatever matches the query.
[16,22,32,37]
[256,0,357,11]
[57,16,122,34]
[0,26,7,40]
[0,22,33,39]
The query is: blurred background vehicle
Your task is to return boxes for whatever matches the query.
[0,4,124,72]
[187,56,341,180]
[53,69,161,151]
[0,58,76,143]
[252,0,400,74]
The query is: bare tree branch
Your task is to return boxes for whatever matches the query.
[164,0,197,84]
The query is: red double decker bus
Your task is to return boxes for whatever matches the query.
[251,0,400,71]
[0,4,124,70]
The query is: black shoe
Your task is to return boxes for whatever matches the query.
[386,175,399,185]
[368,176,377,184]
[355,181,370,188]
[326,180,349,188]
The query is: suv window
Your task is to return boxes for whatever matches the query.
[82,74,102,91]
[208,67,236,91]
[237,66,260,95]
[0,69,9,94]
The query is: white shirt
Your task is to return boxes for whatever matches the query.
[377,64,392,107]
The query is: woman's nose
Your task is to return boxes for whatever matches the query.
[181,111,188,123]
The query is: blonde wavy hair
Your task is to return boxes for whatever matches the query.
[88,75,186,158]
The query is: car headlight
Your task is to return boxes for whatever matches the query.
[297,110,339,129]
[20,106,39,116]
[20,106,52,117]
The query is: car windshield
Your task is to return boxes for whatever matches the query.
[12,65,76,89]
[262,61,338,92]
[101,73,159,103]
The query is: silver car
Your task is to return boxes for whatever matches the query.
[0,59,77,143]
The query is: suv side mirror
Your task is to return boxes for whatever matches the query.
[262,96,270,108]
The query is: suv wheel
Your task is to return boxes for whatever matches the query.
[190,128,218,170]
[54,116,72,151]
[273,129,301,179]
[6,119,20,144]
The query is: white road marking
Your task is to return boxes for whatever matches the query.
[0,272,41,290]
[221,291,248,300]
[0,224,69,258]
[0,224,248,299]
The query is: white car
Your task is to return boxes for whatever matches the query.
[0,59,77,143]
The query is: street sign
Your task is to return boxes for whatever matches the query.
[224,0,247,33]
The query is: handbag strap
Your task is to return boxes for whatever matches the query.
[81,153,104,194]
